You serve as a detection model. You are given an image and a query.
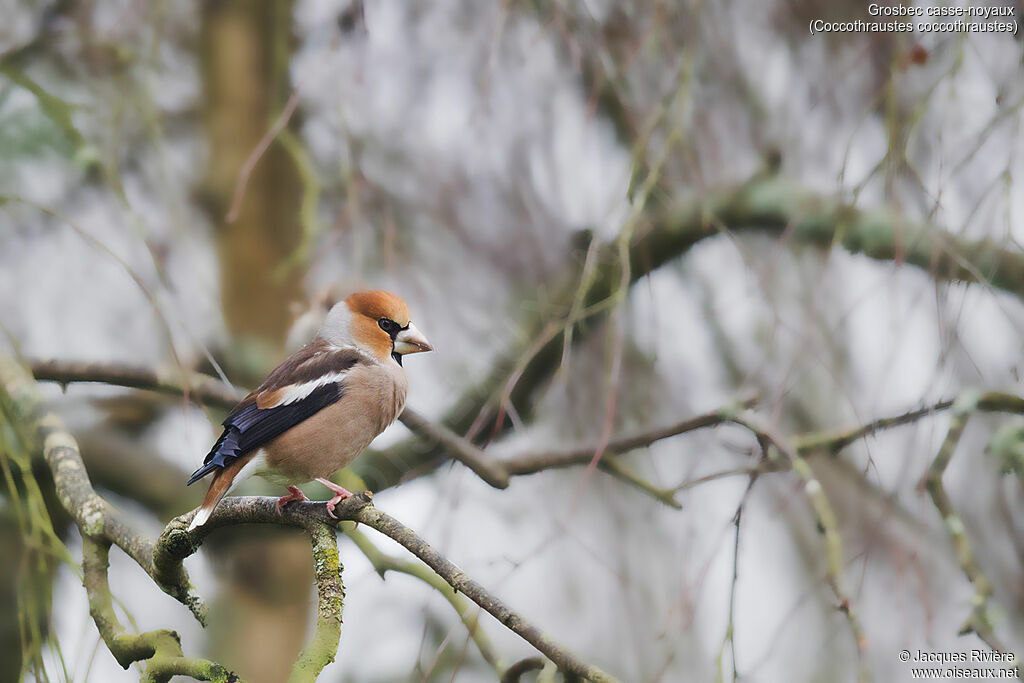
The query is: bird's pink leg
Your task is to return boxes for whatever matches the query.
[315,477,354,518]
[276,485,310,513]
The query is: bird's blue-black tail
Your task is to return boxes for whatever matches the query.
[186,427,241,485]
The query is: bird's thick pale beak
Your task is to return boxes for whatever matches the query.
[393,322,432,355]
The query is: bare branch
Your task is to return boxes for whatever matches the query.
[29,358,242,410]
[797,392,1024,455]
[502,394,759,475]
[343,525,506,674]
[25,358,721,508]
[501,657,546,683]
[160,494,619,683]
[397,408,510,488]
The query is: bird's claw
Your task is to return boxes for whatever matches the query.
[324,491,351,519]
[277,486,310,513]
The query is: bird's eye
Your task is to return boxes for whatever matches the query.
[378,318,400,338]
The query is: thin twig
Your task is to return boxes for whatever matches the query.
[502,393,759,475]
[732,411,871,683]
[343,525,506,674]
[922,391,1019,668]
[225,87,303,223]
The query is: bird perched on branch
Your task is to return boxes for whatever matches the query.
[186,291,432,530]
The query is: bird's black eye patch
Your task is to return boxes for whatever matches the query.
[378,318,401,340]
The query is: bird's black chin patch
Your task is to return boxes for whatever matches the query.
[392,352,403,366]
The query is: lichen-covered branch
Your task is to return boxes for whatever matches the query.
[160,494,619,683]
[156,510,346,683]
[290,523,344,683]
[0,357,238,678]
[82,536,236,682]
[798,392,1024,455]
[40,417,207,623]
[0,357,207,622]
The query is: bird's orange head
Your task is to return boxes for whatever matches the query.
[320,290,432,363]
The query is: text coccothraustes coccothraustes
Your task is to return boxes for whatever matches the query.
[186,290,432,530]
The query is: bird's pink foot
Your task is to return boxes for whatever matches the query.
[315,477,353,519]
[277,486,310,513]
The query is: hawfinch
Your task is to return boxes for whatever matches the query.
[186,291,432,530]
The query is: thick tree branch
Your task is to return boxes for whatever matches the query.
[82,537,236,682]
[160,494,619,683]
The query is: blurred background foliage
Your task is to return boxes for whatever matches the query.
[1,0,1023,681]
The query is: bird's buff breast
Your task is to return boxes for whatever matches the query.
[259,363,408,482]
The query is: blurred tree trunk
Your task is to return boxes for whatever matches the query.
[200,0,304,358]
[198,2,312,682]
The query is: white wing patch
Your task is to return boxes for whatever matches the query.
[267,371,348,407]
